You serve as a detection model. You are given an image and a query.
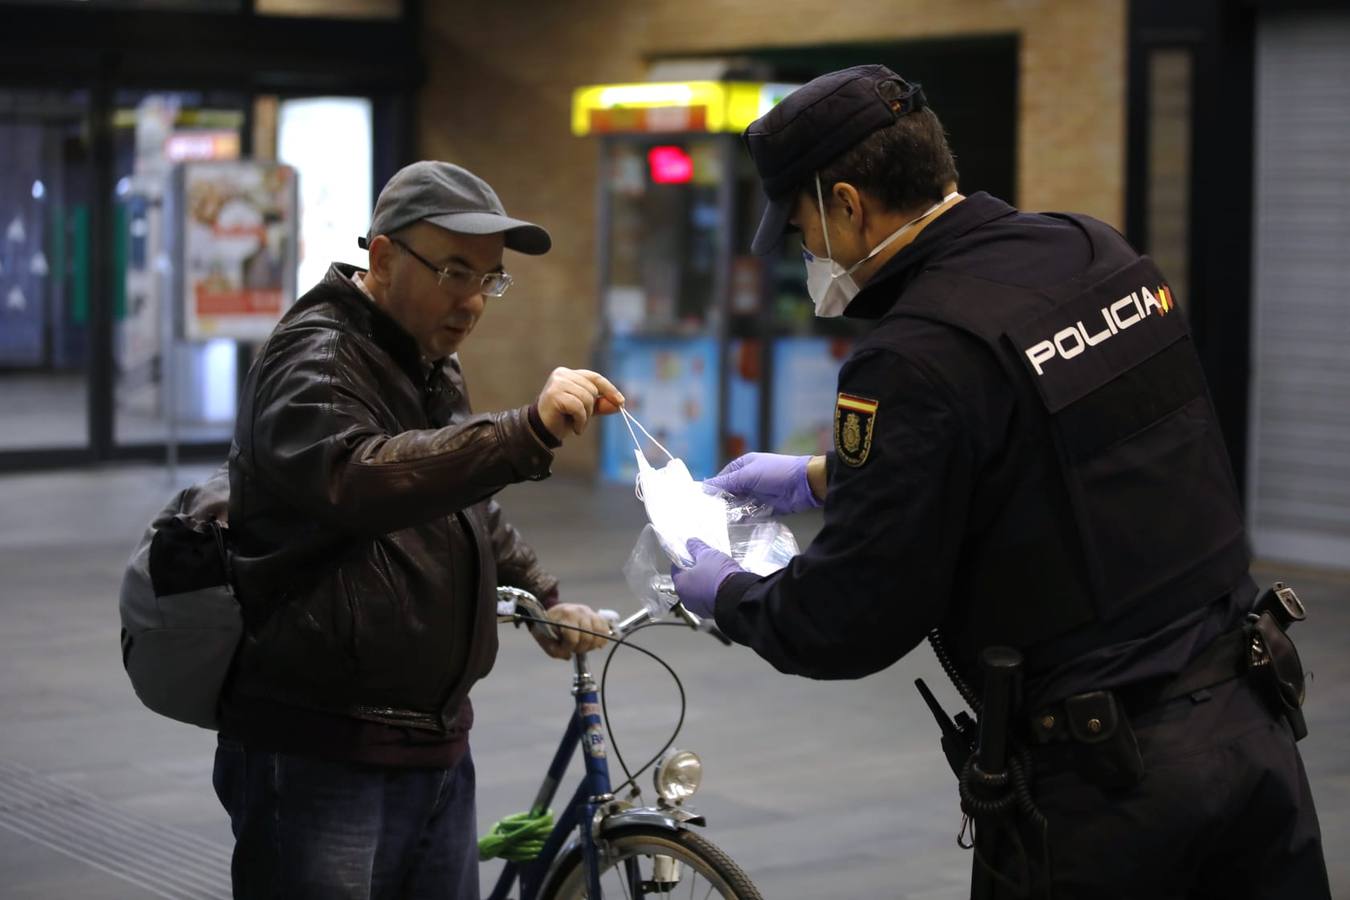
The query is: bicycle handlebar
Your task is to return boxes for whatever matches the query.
[495,586,731,645]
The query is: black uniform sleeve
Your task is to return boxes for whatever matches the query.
[713,347,981,679]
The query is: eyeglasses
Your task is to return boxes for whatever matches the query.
[389,237,513,298]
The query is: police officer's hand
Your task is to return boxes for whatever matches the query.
[670,539,745,619]
[532,602,613,660]
[704,452,824,515]
[537,368,625,440]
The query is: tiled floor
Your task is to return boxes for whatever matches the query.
[0,464,1345,898]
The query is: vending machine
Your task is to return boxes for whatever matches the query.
[572,80,864,482]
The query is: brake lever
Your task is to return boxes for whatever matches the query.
[496,586,560,643]
[668,598,734,646]
[701,620,734,646]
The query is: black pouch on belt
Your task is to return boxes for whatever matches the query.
[1247,611,1309,741]
[1063,690,1144,790]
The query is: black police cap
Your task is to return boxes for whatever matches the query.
[743,64,927,255]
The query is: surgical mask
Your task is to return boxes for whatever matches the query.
[621,408,731,566]
[804,175,960,317]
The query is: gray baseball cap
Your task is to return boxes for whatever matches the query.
[358,161,551,255]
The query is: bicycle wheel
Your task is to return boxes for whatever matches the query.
[540,825,763,900]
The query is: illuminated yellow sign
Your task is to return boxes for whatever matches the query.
[571,81,798,136]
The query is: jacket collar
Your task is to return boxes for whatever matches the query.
[843,192,1019,319]
[308,263,440,389]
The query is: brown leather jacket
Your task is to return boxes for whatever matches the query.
[225,263,558,733]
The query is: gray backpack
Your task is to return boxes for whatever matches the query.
[118,464,241,729]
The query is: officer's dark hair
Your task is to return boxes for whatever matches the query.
[815,107,959,213]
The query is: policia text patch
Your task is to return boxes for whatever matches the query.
[834,393,879,467]
[1007,264,1187,414]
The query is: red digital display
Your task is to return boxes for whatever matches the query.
[647,145,694,184]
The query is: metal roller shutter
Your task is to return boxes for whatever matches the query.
[1250,12,1350,569]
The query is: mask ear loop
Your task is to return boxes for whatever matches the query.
[624,408,675,461]
[815,173,834,262]
[622,407,674,502]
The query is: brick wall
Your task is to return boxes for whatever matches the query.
[418,0,1127,475]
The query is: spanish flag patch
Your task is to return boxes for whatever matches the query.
[834,393,879,467]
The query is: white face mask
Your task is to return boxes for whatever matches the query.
[621,408,731,566]
[803,175,960,317]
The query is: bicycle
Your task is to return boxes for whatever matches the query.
[485,586,763,900]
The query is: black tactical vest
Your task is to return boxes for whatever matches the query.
[887,214,1249,652]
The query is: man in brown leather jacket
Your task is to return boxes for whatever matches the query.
[214,161,624,900]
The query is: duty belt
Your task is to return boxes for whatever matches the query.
[1029,581,1310,753]
[1028,625,1248,746]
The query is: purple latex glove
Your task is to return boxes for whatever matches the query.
[704,452,821,515]
[670,538,744,619]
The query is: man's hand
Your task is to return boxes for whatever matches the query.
[531,602,613,660]
[704,452,824,515]
[536,368,624,440]
[670,538,745,619]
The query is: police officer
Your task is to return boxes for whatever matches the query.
[670,65,1330,899]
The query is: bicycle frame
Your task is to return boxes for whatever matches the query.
[486,598,718,900]
[486,649,615,900]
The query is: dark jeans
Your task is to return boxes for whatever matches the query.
[212,738,479,900]
[992,675,1330,899]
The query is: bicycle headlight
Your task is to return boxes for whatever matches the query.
[653,749,702,803]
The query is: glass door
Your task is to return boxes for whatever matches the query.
[0,88,94,453]
[110,89,249,449]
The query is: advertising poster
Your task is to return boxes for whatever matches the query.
[725,338,761,459]
[600,336,719,483]
[176,160,298,342]
[770,336,854,455]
